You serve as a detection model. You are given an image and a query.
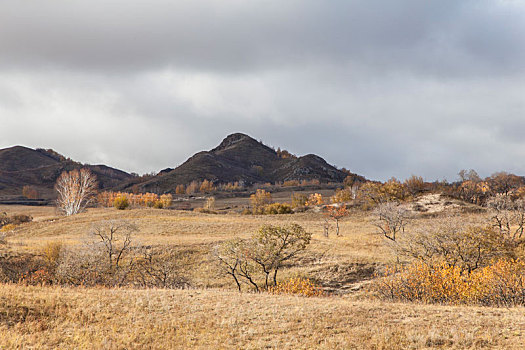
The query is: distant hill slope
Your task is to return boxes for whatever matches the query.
[0,146,132,198]
[123,133,365,193]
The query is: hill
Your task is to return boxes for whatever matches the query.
[0,146,132,199]
[123,133,365,193]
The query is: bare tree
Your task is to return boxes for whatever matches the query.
[374,202,410,241]
[90,220,138,272]
[55,168,97,216]
[57,220,139,287]
[136,246,188,288]
[487,195,525,245]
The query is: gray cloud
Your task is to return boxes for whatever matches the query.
[1,0,525,181]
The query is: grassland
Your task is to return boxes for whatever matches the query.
[2,283,525,349]
[2,202,525,348]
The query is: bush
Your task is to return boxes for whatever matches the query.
[331,188,353,204]
[375,258,525,306]
[0,224,16,232]
[159,194,173,208]
[306,193,323,206]
[42,241,63,269]
[263,203,293,215]
[153,200,164,209]
[250,189,273,212]
[268,277,325,297]
[114,195,130,210]
[291,193,308,208]
[22,185,39,199]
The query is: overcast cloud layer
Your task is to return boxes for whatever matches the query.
[2,0,525,181]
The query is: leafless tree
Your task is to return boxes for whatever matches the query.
[57,220,139,287]
[136,246,188,288]
[89,220,138,273]
[487,195,525,245]
[213,239,247,292]
[373,202,410,241]
[55,168,97,216]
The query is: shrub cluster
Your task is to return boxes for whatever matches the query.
[268,277,325,297]
[0,213,33,232]
[11,222,188,289]
[251,203,293,215]
[375,259,525,306]
[98,192,172,209]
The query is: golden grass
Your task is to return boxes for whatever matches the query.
[1,283,525,349]
[2,204,521,348]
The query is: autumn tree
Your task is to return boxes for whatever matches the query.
[325,205,349,236]
[250,189,273,213]
[214,224,312,291]
[200,179,215,193]
[186,181,200,195]
[331,188,353,204]
[159,194,173,208]
[358,179,409,207]
[57,220,139,286]
[458,169,481,182]
[251,224,312,288]
[22,185,39,199]
[487,172,523,197]
[291,193,308,208]
[175,184,185,195]
[55,168,98,216]
[404,175,426,196]
[394,216,506,274]
[486,194,525,246]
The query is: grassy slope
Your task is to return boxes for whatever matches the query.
[2,204,524,348]
[1,284,525,349]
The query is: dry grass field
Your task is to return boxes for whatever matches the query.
[2,284,525,349]
[2,202,525,348]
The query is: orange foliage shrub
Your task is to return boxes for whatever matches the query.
[268,277,325,297]
[376,259,525,306]
[98,192,171,209]
[357,179,409,208]
[306,193,323,206]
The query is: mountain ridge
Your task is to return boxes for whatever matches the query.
[121,133,365,193]
[0,133,365,197]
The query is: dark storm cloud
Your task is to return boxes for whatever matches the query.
[1,0,525,180]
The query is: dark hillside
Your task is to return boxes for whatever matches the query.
[123,133,365,193]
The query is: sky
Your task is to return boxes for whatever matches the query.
[1,0,525,181]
